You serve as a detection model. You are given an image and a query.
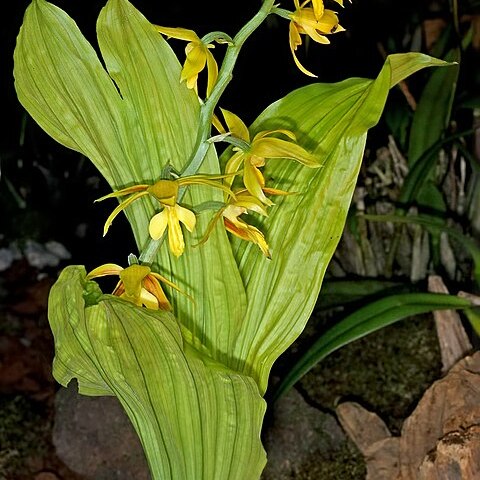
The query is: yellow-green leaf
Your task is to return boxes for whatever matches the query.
[49,266,266,480]
[14,0,247,359]
[223,53,452,393]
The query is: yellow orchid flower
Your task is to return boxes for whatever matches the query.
[155,26,219,97]
[218,109,320,206]
[97,175,235,257]
[86,263,183,311]
[199,188,291,258]
[289,0,345,77]
[223,206,270,258]
[222,191,272,258]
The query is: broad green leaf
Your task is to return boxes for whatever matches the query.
[14,0,247,360]
[317,279,408,310]
[223,54,451,394]
[272,292,472,401]
[407,48,460,166]
[49,266,266,480]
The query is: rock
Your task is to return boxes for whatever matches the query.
[0,245,21,271]
[337,402,401,479]
[34,473,60,480]
[399,352,480,479]
[44,241,71,261]
[336,402,392,456]
[52,381,150,480]
[418,425,480,479]
[23,239,71,269]
[261,386,359,479]
[24,240,61,269]
[336,351,480,480]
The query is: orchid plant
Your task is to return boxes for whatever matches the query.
[13,0,450,478]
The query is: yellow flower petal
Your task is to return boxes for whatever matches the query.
[223,215,271,258]
[139,287,161,310]
[148,180,179,207]
[301,24,331,44]
[289,3,344,77]
[155,26,219,96]
[252,137,320,167]
[194,208,225,248]
[263,187,295,197]
[149,210,169,240]
[315,10,342,34]
[244,161,273,206]
[143,275,172,310]
[86,262,181,312]
[225,150,246,175]
[177,175,237,199]
[119,264,151,299]
[182,42,207,90]
[166,206,186,257]
[205,49,219,98]
[86,263,123,279]
[311,0,325,19]
[224,150,246,191]
[103,191,150,236]
[149,271,194,305]
[212,113,226,134]
[233,194,269,216]
[175,204,196,232]
[112,280,124,297]
[95,184,149,202]
[220,108,251,142]
[155,26,199,42]
[253,129,297,142]
[289,22,317,78]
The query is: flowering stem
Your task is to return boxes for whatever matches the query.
[271,7,292,21]
[181,0,275,178]
[139,0,275,265]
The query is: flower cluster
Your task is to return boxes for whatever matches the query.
[289,0,346,77]
[89,0,345,311]
[155,0,347,92]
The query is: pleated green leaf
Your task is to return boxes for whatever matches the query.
[14,0,247,358]
[225,53,450,393]
[49,266,266,480]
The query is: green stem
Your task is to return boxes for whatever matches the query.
[182,0,275,178]
[139,0,275,265]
